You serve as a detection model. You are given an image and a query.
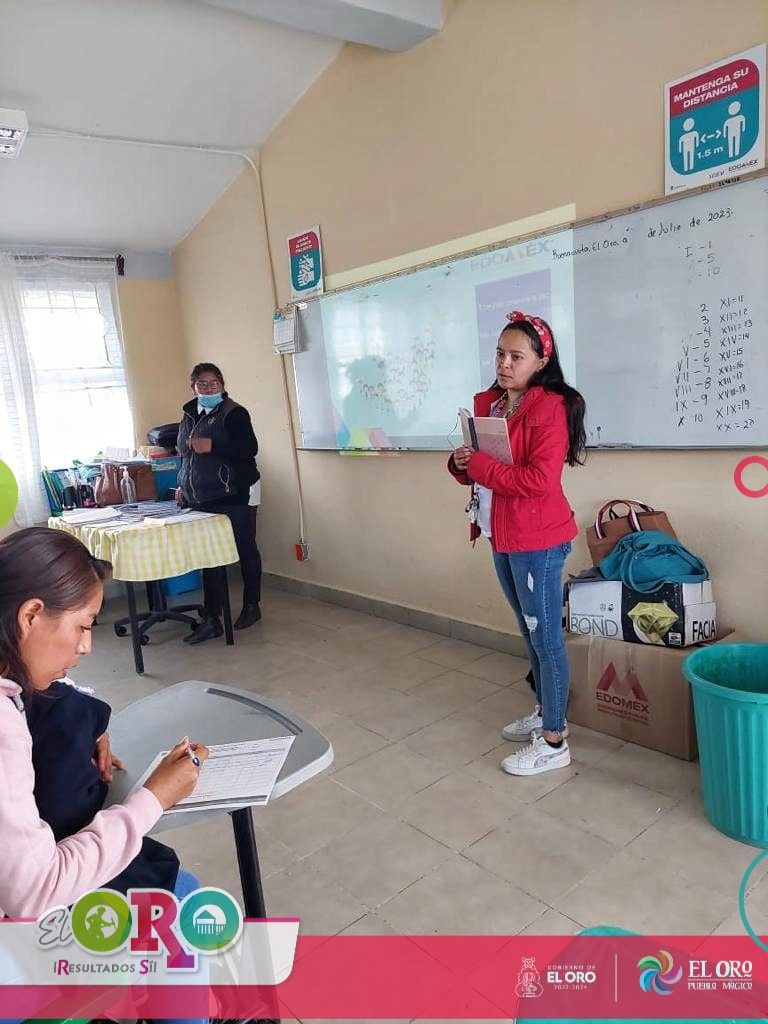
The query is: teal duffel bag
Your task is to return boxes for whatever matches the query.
[600,530,709,593]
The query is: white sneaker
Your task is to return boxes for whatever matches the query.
[502,705,543,740]
[502,705,570,741]
[501,734,571,776]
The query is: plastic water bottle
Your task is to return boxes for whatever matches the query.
[120,466,137,504]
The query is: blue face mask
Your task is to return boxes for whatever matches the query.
[197,392,224,410]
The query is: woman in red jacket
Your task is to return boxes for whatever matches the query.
[449,311,586,776]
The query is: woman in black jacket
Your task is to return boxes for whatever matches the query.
[176,362,262,643]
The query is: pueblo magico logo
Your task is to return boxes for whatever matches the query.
[595,662,650,723]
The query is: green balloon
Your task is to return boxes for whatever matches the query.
[0,461,18,528]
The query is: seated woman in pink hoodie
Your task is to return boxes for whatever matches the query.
[0,526,208,920]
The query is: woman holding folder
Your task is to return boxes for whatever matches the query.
[449,311,586,777]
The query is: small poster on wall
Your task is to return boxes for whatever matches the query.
[288,226,324,301]
[664,44,766,195]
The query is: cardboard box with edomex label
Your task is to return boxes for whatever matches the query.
[566,629,736,761]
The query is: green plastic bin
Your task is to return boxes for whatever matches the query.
[684,643,768,848]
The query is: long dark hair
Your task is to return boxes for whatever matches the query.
[500,319,587,466]
[0,528,111,693]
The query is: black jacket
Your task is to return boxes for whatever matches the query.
[26,682,179,894]
[177,394,260,506]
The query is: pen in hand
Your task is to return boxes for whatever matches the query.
[182,736,201,768]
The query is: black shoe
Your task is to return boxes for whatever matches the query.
[184,616,223,645]
[234,603,261,630]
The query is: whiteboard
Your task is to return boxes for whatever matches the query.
[293,174,768,449]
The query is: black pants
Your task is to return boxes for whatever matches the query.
[198,502,262,616]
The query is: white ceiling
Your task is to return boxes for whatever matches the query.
[0,0,441,252]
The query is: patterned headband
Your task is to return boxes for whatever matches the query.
[505,311,553,359]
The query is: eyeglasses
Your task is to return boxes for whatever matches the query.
[193,378,222,391]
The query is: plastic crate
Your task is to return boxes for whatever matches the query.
[161,570,201,597]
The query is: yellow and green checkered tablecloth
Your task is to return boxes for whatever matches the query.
[48,514,239,582]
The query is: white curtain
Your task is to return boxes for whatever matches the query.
[0,253,49,526]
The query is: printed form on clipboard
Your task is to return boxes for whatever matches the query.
[132,736,295,813]
[459,408,513,465]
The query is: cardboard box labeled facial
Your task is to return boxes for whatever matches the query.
[568,578,716,647]
[566,630,734,760]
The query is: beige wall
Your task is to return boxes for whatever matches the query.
[173,173,302,569]
[174,0,768,639]
[117,278,190,445]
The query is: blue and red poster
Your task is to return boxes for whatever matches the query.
[665,45,766,194]
[288,226,324,300]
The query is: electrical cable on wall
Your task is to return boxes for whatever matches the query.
[30,124,309,558]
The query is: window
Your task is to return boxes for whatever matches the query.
[17,259,134,467]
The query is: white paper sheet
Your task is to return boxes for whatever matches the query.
[132,736,295,813]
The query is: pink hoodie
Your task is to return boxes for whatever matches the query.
[0,677,162,919]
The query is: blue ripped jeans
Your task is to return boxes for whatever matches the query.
[492,542,571,734]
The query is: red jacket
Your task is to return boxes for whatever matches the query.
[448,385,578,553]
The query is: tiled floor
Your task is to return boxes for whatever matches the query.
[78,584,765,950]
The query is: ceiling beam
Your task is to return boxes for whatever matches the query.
[199,0,443,52]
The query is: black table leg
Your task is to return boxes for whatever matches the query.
[221,565,234,646]
[231,807,266,918]
[230,808,282,1020]
[125,581,145,675]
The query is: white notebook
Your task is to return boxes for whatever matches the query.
[132,736,295,813]
[459,408,514,465]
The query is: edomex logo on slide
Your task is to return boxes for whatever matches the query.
[39,886,243,970]
[638,950,683,995]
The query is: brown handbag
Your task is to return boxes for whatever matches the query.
[93,463,157,506]
[586,498,677,566]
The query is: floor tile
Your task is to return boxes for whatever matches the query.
[566,723,625,767]
[711,868,768,936]
[378,855,546,934]
[517,907,585,936]
[354,655,446,692]
[253,776,383,857]
[398,773,524,850]
[625,798,768,898]
[553,848,734,934]
[464,686,540,730]
[313,712,391,772]
[417,638,494,668]
[537,768,675,846]
[303,816,453,908]
[333,742,448,810]
[261,863,369,935]
[596,741,700,799]
[407,670,502,715]
[348,622,446,659]
[464,808,617,903]
[331,686,453,741]
[337,911,401,936]
[402,712,503,770]
[461,650,531,686]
